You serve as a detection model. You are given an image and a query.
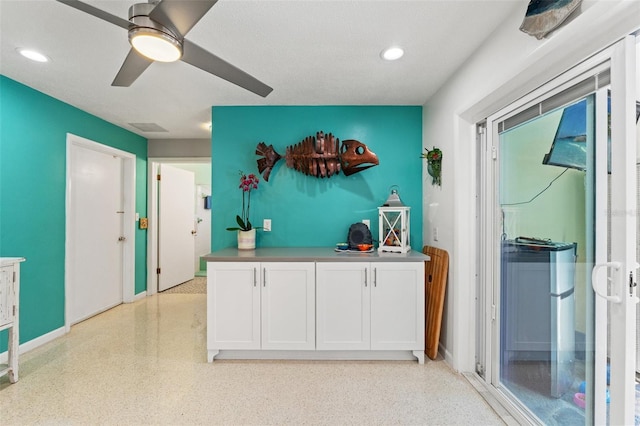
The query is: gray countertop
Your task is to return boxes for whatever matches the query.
[203,247,430,262]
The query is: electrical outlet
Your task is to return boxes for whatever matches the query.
[263,219,272,232]
[362,219,370,228]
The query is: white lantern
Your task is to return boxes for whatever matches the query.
[378,188,411,253]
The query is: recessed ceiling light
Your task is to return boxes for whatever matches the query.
[17,48,49,63]
[381,47,404,61]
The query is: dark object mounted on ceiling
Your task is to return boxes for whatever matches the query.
[256,131,379,181]
[54,0,272,97]
[520,0,582,40]
[347,222,373,250]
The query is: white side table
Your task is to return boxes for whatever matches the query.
[0,257,25,383]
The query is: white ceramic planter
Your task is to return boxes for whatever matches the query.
[237,229,256,250]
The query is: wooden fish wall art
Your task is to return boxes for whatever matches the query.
[256,131,379,181]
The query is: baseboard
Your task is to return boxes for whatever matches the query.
[440,342,454,367]
[0,326,66,363]
[210,349,422,363]
[133,291,147,301]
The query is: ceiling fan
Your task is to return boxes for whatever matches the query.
[56,0,273,97]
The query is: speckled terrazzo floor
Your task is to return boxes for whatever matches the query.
[160,277,206,294]
[0,293,505,425]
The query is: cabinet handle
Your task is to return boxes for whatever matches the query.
[374,268,377,287]
[263,267,266,287]
[253,268,257,287]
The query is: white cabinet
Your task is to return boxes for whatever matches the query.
[316,262,370,350]
[370,263,424,351]
[205,249,428,364]
[207,262,261,350]
[0,257,25,383]
[207,262,315,360]
[316,262,424,356]
[261,263,315,350]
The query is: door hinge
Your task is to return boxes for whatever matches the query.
[630,271,637,297]
[13,305,16,316]
[157,174,161,181]
[156,268,161,274]
[12,271,16,283]
[491,304,496,320]
[491,146,497,160]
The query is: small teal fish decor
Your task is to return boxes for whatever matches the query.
[520,0,582,40]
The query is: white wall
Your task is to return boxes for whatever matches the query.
[423,0,640,372]
[148,139,211,157]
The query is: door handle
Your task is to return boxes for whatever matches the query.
[592,262,622,303]
[191,230,197,235]
[118,236,126,242]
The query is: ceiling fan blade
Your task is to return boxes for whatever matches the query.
[181,40,273,97]
[149,0,218,37]
[112,49,153,87]
[55,0,130,30]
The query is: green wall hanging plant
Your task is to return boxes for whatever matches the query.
[422,147,442,186]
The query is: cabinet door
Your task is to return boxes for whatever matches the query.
[261,262,315,350]
[371,262,424,350]
[207,262,261,350]
[316,262,370,350]
[0,265,14,328]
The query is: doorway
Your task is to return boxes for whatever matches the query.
[477,36,638,424]
[147,159,211,295]
[65,134,136,328]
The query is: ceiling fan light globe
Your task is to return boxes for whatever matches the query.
[129,28,182,62]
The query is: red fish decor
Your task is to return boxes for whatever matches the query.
[256,131,379,181]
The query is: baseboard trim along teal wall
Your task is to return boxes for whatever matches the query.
[0,75,148,350]
[211,106,422,251]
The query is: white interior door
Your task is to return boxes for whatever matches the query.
[158,164,195,291]
[68,143,123,324]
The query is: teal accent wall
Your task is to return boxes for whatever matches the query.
[211,106,422,250]
[0,76,147,349]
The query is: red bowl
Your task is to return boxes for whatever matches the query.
[357,244,373,251]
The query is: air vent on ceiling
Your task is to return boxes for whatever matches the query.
[128,122,168,132]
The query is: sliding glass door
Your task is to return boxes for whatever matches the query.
[497,92,597,425]
[480,36,637,424]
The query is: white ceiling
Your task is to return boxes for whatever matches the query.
[0,0,523,139]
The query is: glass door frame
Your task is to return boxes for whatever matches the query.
[602,35,638,426]
[478,36,637,424]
